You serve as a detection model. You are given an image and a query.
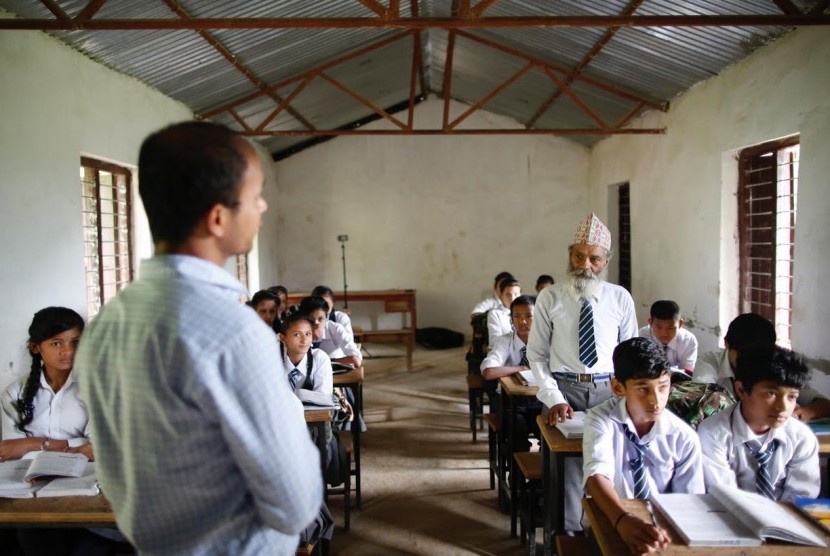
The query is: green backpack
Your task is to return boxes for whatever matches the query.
[667,381,736,429]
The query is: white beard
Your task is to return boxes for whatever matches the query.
[566,268,604,301]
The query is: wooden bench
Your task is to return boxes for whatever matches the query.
[355,328,413,372]
[513,451,543,550]
[484,412,501,491]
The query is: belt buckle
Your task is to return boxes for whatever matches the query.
[578,373,592,383]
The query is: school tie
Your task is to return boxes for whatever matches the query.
[623,425,652,500]
[578,298,598,367]
[519,346,529,367]
[312,341,321,350]
[288,368,303,391]
[748,439,780,500]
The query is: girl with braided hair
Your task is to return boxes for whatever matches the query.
[0,306,92,462]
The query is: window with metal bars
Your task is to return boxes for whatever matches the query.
[81,157,133,318]
[235,253,249,291]
[617,182,631,292]
[737,137,799,348]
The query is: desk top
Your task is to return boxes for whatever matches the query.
[583,497,830,555]
[499,374,539,397]
[304,409,333,423]
[818,433,830,454]
[536,416,583,453]
[333,366,364,386]
[0,495,116,526]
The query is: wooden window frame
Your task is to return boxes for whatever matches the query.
[617,182,631,292]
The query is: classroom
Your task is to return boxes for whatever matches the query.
[1,2,829,554]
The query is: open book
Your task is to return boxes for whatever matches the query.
[652,484,827,547]
[517,370,537,387]
[555,411,586,439]
[331,361,355,374]
[0,452,91,498]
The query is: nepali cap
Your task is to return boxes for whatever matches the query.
[572,212,611,250]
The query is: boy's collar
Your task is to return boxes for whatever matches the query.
[732,402,785,446]
[610,396,672,441]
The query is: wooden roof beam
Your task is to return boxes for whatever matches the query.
[241,128,666,137]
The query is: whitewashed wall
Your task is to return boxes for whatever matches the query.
[263,98,591,336]
[589,27,830,390]
[0,22,192,387]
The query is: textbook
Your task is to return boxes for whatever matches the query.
[517,370,538,387]
[36,462,99,497]
[0,452,90,498]
[652,484,827,547]
[332,362,355,374]
[793,497,830,534]
[554,411,586,439]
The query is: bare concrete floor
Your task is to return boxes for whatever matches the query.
[329,345,530,555]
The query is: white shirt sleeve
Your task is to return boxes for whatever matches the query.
[527,288,565,408]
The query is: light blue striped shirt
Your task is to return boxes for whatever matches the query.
[77,255,323,555]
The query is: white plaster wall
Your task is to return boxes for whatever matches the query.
[264,97,591,335]
[0,21,192,387]
[588,28,830,387]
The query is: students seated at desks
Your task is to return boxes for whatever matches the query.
[0,307,123,555]
[486,278,521,341]
[311,285,353,341]
[583,338,704,555]
[480,295,542,452]
[697,344,819,501]
[298,296,362,369]
[471,271,514,315]
[693,313,830,422]
[637,300,698,374]
[535,274,555,293]
[267,284,292,321]
[250,289,282,333]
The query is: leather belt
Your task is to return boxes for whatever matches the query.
[552,371,613,384]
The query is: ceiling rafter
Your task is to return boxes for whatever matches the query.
[447,61,533,129]
[318,72,408,129]
[76,0,107,21]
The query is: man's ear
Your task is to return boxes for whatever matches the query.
[677,318,684,329]
[611,377,626,397]
[734,380,749,400]
[204,203,228,238]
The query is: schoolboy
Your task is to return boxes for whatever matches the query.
[697,344,819,501]
[637,300,698,373]
[694,313,830,421]
[583,337,704,555]
[535,274,555,293]
[480,295,542,451]
[486,278,521,340]
[471,271,514,315]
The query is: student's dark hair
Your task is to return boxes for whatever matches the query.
[298,296,330,315]
[311,285,335,300]
[724,313,776,351]
[510,295,535,312]
[612,337,670,382]
[535,274,555,287]
[16,307,85,433]
[251,289,280,309]
[267,285,288,297]
[279,313,315,377]
[735,343,810,392]
[493,272,514,287]
[498,278,520,293]
[649,300,681,321]
[138,121,252,245]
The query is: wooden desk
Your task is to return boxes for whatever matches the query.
[0,495,116,527]
[583,497,830,555]
[498,374,538,538]
[334,366,364,508]
[537,416,583,555]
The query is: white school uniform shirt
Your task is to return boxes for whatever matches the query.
[527,281,638,408]
[696,403,819,501]
[1,370,91,447]
[693,348,825,405]
[471,294,501,315]
[316,320,361,360]
[638,325,699,371]
[486,305,512,340]
[582,396,705,497]
[284,348,334,407]
[481,331,527,371]
[332,311,353,340]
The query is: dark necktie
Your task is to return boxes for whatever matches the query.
[578,298,598,367]
[623,425,652,500]
[748,439,780,500]
[312,341,321,350]
[288,368,303,390]
[520,345,529,367]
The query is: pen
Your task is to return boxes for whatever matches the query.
[646,500,658,528]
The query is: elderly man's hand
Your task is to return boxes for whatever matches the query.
[546,403,574,425]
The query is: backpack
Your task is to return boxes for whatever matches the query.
[416,327,465,350]
[667,381,737,429]
[465,311,491,374]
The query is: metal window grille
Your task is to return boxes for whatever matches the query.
[81,157,133,318]
[738,137,799,348]
[618,182,632,292]
[235,253,249,291]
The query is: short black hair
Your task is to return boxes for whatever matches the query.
[311,285,335,300]
[297,295,329,315]
[280,311,315,333]
[138,121,252,245]
[498,278,520,293]
[724,313,776,351]
[612,337,670,382]
[494,272,514,287]
[735,344,810,392]
[510,295,535,312]
[535,274,555,287]
[267,285,288,296]
[650,300,681,320]
[251,289,280,309]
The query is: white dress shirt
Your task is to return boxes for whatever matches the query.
[1,370,90,447]
[527,281,638,408]
[486,305,512,341]
[471,295,501,315]
[583,396,705,496]
[697,403,819,501]
[284,348,334,407]
[481,331,526,370]
[76,255,323,555]
[638,325,698,371]
[317,320,361,361]
[332,311,353,340]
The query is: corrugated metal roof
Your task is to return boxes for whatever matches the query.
[0,0,808,156]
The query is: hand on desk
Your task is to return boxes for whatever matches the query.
[545,402,574,425]
[616,513,671,555]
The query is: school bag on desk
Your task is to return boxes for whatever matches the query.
[667,381,736,429]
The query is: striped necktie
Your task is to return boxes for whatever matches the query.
[578,298,598,367]
[288,368,303,391]
[519,346,529,367]
[623,425,652,499]
[748,439,780,500]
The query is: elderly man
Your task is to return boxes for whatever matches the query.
[527,212,638,531]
